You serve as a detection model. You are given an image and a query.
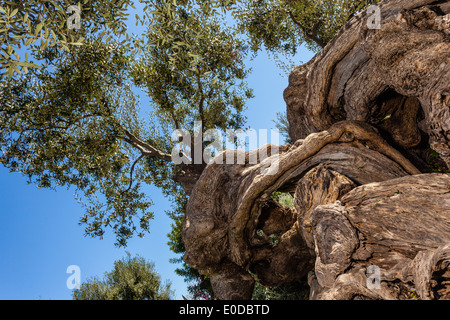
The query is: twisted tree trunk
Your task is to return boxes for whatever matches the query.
[182,0,450,300]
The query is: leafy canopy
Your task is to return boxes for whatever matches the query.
[0,0,136,79]
[231,0,380,54]
[0,0,252,246]
[1,0,383,300]
[72,252,173,300]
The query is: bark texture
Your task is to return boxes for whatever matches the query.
[284,0,450,169]
[309,174,450,300]
[182,0,450,300]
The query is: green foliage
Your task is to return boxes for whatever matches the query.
[185,275,215,300]
[0,35,153,246]
[73,252,173,300]
[232,0,380,55]
[273,111,293,144]
[252,279,309,300]
[0,0,252,247]
[1,0,384,298]
[271,191,295,207]
[427,148,450,173]
[130,0,252,134]
[0,0,135,79]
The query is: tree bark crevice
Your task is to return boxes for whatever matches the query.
[285,0,449,167]
[182,0,450,300]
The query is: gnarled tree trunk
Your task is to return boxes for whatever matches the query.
[182,0,450,300]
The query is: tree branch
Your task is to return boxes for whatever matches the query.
[287,11,326,48]
[169,109,181,130]
[196,73,206,128]
[120,153,145,195]
[122,129,172,162]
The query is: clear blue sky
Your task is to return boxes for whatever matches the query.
[0,3,315,300]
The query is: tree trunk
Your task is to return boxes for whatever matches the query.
[182,0,450,300]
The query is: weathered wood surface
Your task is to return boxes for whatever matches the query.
[309,174,450,300]
[183,121,422,299]
[284,0,450,167]
[182,0,450,300]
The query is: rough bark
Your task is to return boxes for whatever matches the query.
[182,0,450,300]
[183,121,421,299]
[284,0,450,169]
[309,174,450,300]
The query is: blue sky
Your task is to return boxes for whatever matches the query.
[0,3,315,300]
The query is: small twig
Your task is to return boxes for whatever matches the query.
[287,11,326,48]
[120,153,145,195]
[122,128,172,162]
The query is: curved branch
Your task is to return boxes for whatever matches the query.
[120,153,145,195]
[122,129,172,162]
[287,11,326,48]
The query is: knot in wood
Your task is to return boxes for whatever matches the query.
[340,131,355,143]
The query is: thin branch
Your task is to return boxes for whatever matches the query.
[122,129,172,162]
[120,153,145,195]
[287,11,326,48]
[19,112,104,132]
[169,109,180,130]
[196,73,206,128]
